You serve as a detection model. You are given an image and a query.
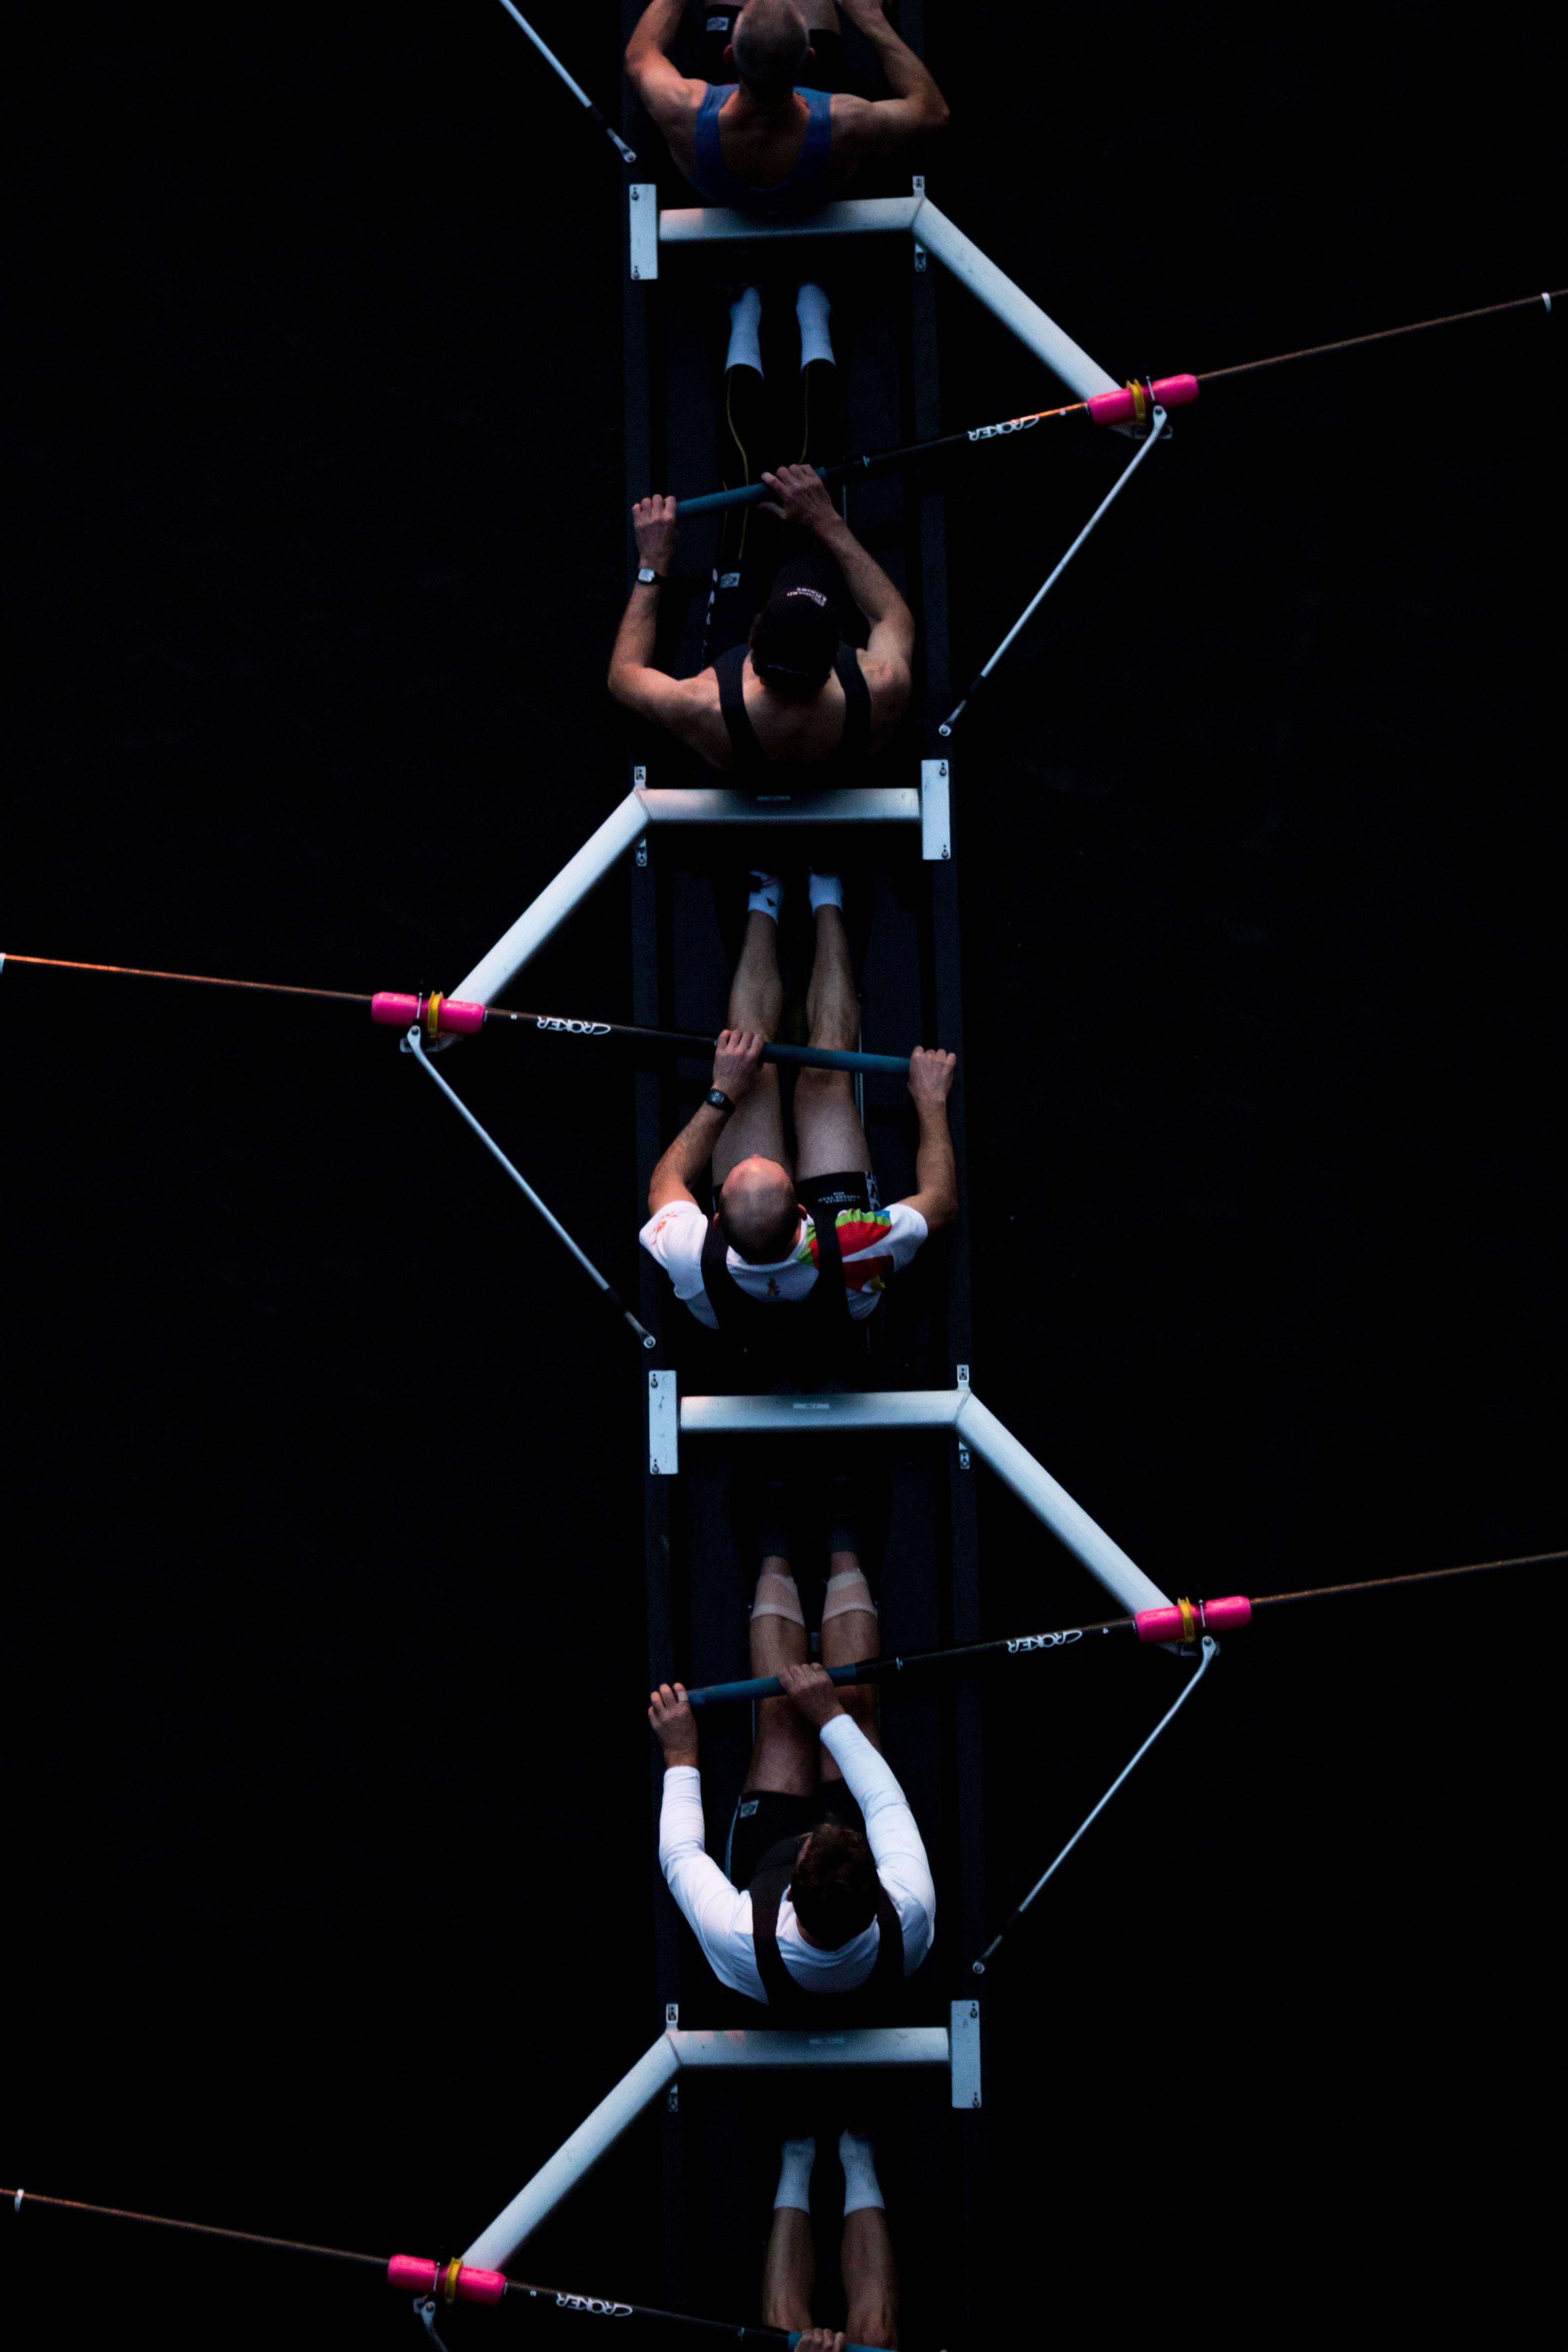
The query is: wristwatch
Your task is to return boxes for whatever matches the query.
[704,1087,736,1117]
[635,565,668,588]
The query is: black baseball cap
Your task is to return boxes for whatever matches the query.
[751,582,838,696]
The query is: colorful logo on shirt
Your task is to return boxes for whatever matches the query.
[803,1209,895,1292]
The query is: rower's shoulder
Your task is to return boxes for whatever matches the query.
[855,648,912,715]
[669,666,733,764]
[630,55,708,135]
[825,91,884,150]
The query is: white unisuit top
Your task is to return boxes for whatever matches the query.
[639,1196,929,1331]
[658,1714,936,2004]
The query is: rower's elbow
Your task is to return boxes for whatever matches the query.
[924,96,951,135]
[921,1192,958,1237]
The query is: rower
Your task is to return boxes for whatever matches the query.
[624,0,949,216]
[638,886,957,1361]
[649,1500,934,2010]
[609,460,914,779]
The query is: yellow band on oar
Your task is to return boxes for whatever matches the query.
[424,992,444,1039]
[1175,1596,1198,1649]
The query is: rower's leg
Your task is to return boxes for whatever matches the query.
[760,2208,817,2333]
[714,897,791,1187]
[839,2132,896,2348]
[840,2204,899,2349]
[818,1544,880,1777]
[742,1554,818,1798]
[794,896,873,1182]
[794,285,842,470]
[717,290,765,582]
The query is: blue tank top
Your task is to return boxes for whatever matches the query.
[689,83,833,214]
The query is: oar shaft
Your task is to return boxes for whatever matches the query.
[1251,1548,1565,1612]
[3,2187,878,2349]
[1200,287,1562,385]
[3,2187,383,2271]
[676,290,1560,520]
[8,959,914,1076]
[683,1549,1565,1710]
[491,1007,909,1077]
[686,1618,1135,1708]
[674,402,1082,518]
[2,951,368,1009]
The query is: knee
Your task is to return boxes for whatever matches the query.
[794,1065,856,1108]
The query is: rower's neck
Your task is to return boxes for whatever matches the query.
[729,84,802,123]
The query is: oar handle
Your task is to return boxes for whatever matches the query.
[789,2338,886,2352]
[688,1661,872,1710]
[764,1041,908,1077]
[675,466,829,520]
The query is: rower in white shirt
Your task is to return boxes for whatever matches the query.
[648,1521,934,2011]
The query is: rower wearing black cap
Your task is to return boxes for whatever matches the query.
[608,463,914,776]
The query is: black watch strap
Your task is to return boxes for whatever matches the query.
[705,1087,736,1118]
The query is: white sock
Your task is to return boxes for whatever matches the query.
[808,869,843,915]
[774,2134,816,2214]
[796,281,834,371]
[838,2130,884,2216]
[747,871,783,923]
[726,285,764,378]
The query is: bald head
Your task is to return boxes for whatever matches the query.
[718,1156,800,1263]
[731,0,811,100]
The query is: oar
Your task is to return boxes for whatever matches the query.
[680,1548,1565,1708]
[672,287,1563,518]
[493,0,636,166]
[0,956,914,1077]
[3,2187,881,2350]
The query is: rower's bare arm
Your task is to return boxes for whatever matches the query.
[820,518,915,720]
[648,1030,766,1213]
[898,1048,958,1233]
[609,494,703,738]
[625,0,705,131]
[830,2,950,153]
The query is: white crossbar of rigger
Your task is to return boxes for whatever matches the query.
[452,783,927,1008]
[637,785,921,826]
[461,2025,952,2271]
[647,191,1118,403]
[670,1387,1171,1617]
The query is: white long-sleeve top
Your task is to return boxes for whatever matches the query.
[658,1714,936,2005]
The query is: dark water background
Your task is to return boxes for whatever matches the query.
[7,4,1561,2344]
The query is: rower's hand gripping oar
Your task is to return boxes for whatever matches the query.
[494,0,636,166]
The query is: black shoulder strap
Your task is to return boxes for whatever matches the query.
[806,1202,850,1325]
[700,1211,755,1338]
[749,1841,802,2010]
[833,642,871,766]
[715,644,766,780]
